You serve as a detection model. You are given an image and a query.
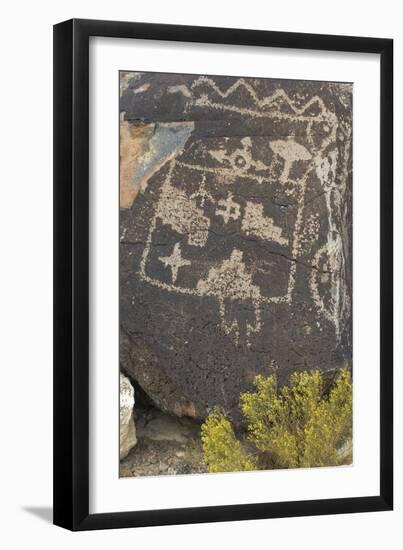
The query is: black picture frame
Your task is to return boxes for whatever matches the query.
[53,18,393,531]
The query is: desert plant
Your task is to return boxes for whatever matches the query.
[201,368,352,473]
[201,411,256,473]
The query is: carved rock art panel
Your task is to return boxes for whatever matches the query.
[119,72,352,422]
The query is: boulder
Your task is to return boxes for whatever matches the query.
[136,409,199,444]
[120,373,137,460]
[120,73,352,422]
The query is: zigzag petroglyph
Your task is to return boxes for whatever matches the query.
[190,76,337,123]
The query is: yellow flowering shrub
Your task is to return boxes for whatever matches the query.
[201,368,352,472]
[201,412,256,472]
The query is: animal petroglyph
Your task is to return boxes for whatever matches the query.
[196,249,262,344]
[241,202,288,246]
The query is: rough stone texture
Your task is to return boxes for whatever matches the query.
[119,72,352,423]
[120,406,207,477]
[137,410,197,444]
[120,373,137,460]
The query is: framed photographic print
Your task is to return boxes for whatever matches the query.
[53,19,393,530]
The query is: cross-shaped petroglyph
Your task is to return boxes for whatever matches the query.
[159,243,191,283]
[215,193,241,224]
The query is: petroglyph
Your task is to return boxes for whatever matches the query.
[139,157,296,319]
[209,137,268,176]
[241,202,288,246]
[133,82,151,94]
[131,76,350,344]
[196,249,262,344]
[167,84,192,98]
[190,174,214,207]
[154,168,210,247]
[191,76,335,123]
[215,193,241,224]
[298,212,320,253]
[159,243,191,283]
[269,138,312,183]
[120,72,352,419]
[310,147,350,339]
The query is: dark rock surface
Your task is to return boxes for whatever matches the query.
[119,72,352,422]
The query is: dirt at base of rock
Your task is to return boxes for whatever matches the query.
[120,405,207,477]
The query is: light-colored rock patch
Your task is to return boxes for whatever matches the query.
[120,373,137,460]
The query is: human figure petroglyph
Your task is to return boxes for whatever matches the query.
[189,174,213,207]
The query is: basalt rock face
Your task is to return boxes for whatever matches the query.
[119,72,352,423]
